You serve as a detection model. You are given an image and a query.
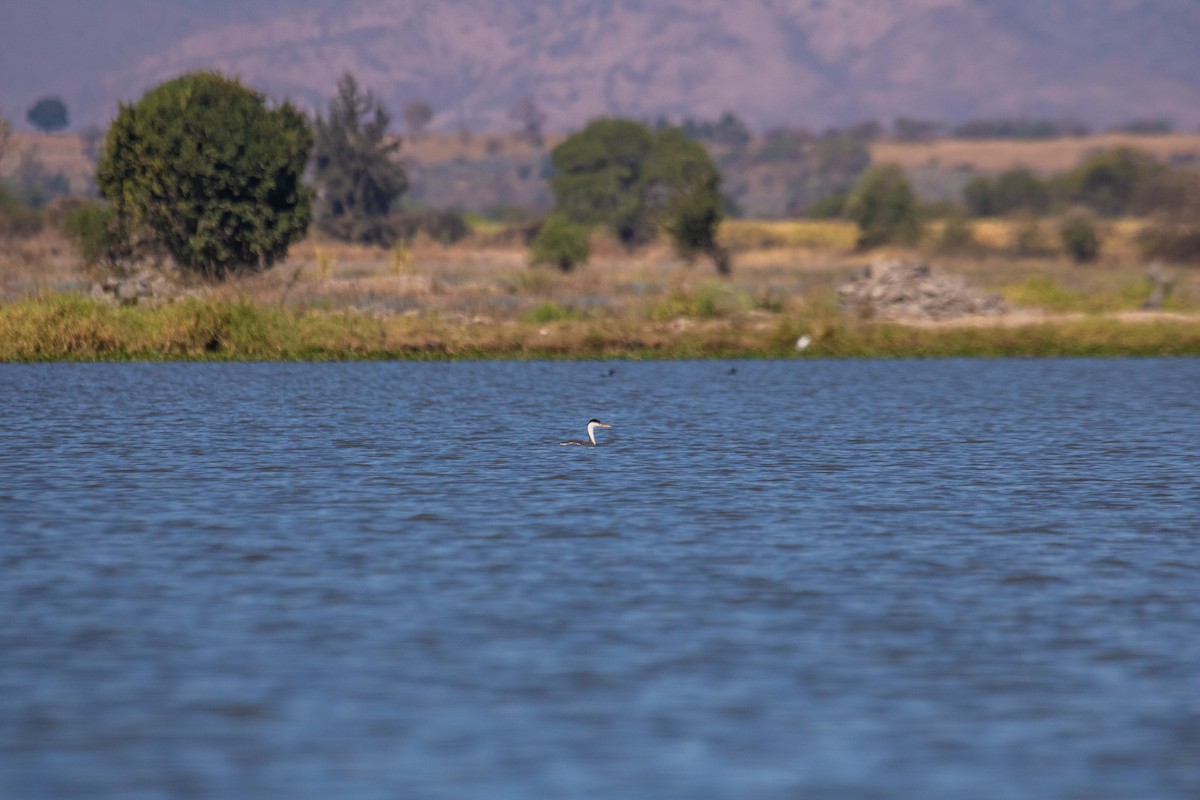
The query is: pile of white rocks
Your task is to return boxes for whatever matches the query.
[838,258,1008,321]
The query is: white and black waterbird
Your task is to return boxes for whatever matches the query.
[559,419,613,446]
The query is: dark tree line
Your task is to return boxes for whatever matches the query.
[63,70,731,279]
[32,71,1200,278]
[963,147,1200,219]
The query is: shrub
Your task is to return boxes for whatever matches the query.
[963,169,1050,217]
[845,164,922,248]
[1137,223,1200,264]
[522,300,583,323]
[62,201,136,271]
[1127,163,1200,263]
[0,183,43,238]
[1059,213,1100,262]
[529,213,589,272]
[808,192,847,219]
[1012,214,1052,257]
[392,209,470,245]
[97,71,312,280]
[1132,167,1200,217]
[962,175,995,216]
[993,169,1051,215]
[1006,277,1080,311]
[937,212,978,253]
[649,281,752,320]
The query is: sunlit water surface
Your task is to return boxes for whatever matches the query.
[2,359,1198,799]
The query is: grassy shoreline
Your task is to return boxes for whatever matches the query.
[5,219,1200,362]
[3,294,1198,362]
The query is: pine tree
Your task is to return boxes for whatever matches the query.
[311,73,408,244]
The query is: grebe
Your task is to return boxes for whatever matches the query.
[559,418,612,446]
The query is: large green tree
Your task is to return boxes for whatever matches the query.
[529,212,590,272]
[651,127,729,273]
[27,96,69,132]
[550,118,658,246]
[311,73,408,244]
[97,71,312,279]
[549,118,727,271]
[845,164,922,248]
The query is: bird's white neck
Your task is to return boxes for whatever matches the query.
[587,421,599,445]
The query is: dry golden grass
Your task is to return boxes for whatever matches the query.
[871,133,1200,175]
[930,217,1147,258]
[6,218,1199,313]
[0,226,90,296]
[722,219,858,252]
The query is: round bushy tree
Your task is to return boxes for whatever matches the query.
[845,164,922,248]
[550,118,658,246]
[27,97,69,132]
[97,71,312,279]
[1059,213,1100,262]
[652,127,728,273]
[529,212,589,272]
[63,201,136,271]
[549,118,728,271]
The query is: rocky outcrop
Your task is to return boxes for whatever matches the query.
[838,258,1008,321]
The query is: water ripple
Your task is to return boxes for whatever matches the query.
[1,359,1198,800]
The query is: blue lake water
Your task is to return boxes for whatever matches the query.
[1,358,1198,799]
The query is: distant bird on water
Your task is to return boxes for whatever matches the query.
[559,419,613,446]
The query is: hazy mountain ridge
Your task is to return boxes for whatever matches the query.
[3,0,1198,132]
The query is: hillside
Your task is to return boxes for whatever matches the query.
[3,0,1199,133]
